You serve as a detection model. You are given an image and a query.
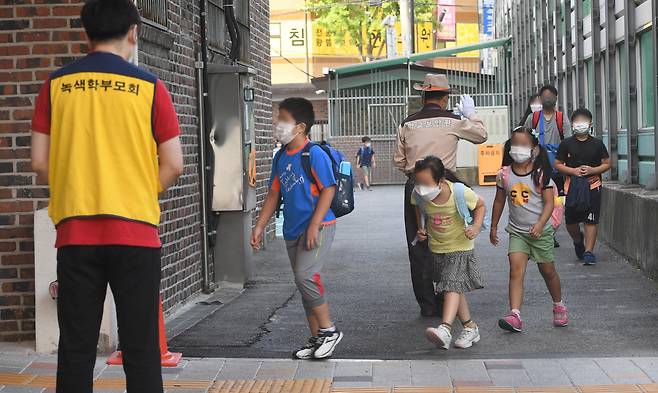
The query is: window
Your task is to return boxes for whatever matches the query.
[616,43,629,129]
[208,0,226,51]
[639,31,655,128]
[583,0,591,16]
[137,0,167,27]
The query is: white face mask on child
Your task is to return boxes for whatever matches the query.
[510,146,533,164]
[274,122,298,145]
[572,122,591,135]
[415,184,442,201]
[530,103,543,113]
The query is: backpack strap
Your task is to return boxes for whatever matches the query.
[556,111,564,140]
[453,182,473,226]
[501,166,511,190]
[532,111,541,129]
[300,142,317,187]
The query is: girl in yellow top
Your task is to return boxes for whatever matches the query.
[412,156,486,350]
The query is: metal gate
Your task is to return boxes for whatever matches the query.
[322,39,513,184]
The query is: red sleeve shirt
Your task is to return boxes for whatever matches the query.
[31,78,180,144]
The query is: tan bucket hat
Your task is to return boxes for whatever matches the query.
[413,74,456,92]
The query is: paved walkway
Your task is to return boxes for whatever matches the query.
[0,344,657,392]
[169,186,658,360]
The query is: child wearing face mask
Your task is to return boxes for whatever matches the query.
[356,136,376,190]
[555,109,611,265]
[251,97,344,360]
[412,156,486,350]
[490,126,568,333]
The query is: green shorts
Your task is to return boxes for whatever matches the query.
[507,226,555,263]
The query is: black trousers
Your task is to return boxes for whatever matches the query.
[404,179,440,313]
[56,246,163,393]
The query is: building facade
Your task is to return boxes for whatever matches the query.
[0,0,272,341]
[497,0,658,280]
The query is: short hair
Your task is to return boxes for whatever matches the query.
[362,136,371,143]
[81,0,141,43]
[279,97,315,134]
[571,108,593,122]
[539,85,559,97]
[423,90,450,102]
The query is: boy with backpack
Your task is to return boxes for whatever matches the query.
[251,97,344,360]
[356,136,376,190]
[554,108,611,265]
[524,85,572,194]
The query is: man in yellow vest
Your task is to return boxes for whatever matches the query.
[30,1,183,392]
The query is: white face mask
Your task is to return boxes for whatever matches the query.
[365,143,371,148]
[573,122,591,135]
[530,103,543,113]
[510,145,533,164]
[274,122,298,145]
[415,184,442,202]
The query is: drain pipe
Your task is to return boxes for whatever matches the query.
[197,0,214,294]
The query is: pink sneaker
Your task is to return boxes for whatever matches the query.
[553,304,569,327]
[498,311,523,332]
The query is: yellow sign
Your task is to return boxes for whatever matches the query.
[454,23,480,57]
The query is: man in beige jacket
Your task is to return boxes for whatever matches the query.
[395,74,487,317]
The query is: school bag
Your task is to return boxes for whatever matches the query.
[274,141,355,218]
[565,176,591,212]
[532,111,564,173]
[500,166,564,230]
[453,182,490,231]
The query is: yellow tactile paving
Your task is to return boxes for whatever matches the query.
[0,372,656,393]
[0,373,35,385]
[209,379,332,393]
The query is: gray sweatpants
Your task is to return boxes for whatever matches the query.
[285,224,336,315]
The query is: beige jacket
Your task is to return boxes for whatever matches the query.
[394,104,488,173]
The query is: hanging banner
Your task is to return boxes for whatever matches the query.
[482,0,495,38]
[436,0,456,41]
[454,23,480,57]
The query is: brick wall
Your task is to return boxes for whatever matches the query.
[0,0,272,340]
[0,1,86,341]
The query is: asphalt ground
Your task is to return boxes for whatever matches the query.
[170,185,658,360]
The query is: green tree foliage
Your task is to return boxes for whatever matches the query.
[306,0,436,62]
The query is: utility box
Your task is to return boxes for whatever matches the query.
[207,64,257,284]
[478,144,504,186]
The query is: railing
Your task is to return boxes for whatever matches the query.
[137,0,167,27]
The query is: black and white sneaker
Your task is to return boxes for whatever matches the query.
[313,329,343,359]
[293,336,318,360]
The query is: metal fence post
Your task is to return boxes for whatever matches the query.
[606,0,619,181]
[564,0,575,112]
[592,0,604,138]
[624,0,639,184]
[653,0,658,186]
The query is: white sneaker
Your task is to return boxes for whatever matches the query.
[293,336,318,360]
[453,326,480,349]
[313,329,343,359]
[425,324,452,350]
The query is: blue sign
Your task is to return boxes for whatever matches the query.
[482,2,494,38]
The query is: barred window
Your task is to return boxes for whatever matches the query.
[207,0,250,62]
[137,0,168,27]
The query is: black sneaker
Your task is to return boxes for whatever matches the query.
[313,329,343,359]
[292,336,318,360]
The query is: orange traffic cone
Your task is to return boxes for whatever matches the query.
[107,296,182,367]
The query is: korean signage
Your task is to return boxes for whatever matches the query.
[436,0,456,41]
[271,19,436,58]
[454,23,480,57]
[481,0,495,38]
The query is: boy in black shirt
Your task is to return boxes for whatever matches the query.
[555,109,611,265]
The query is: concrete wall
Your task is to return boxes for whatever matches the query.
[599,184,658,281]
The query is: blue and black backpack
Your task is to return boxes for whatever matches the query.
[274,141,355,218]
